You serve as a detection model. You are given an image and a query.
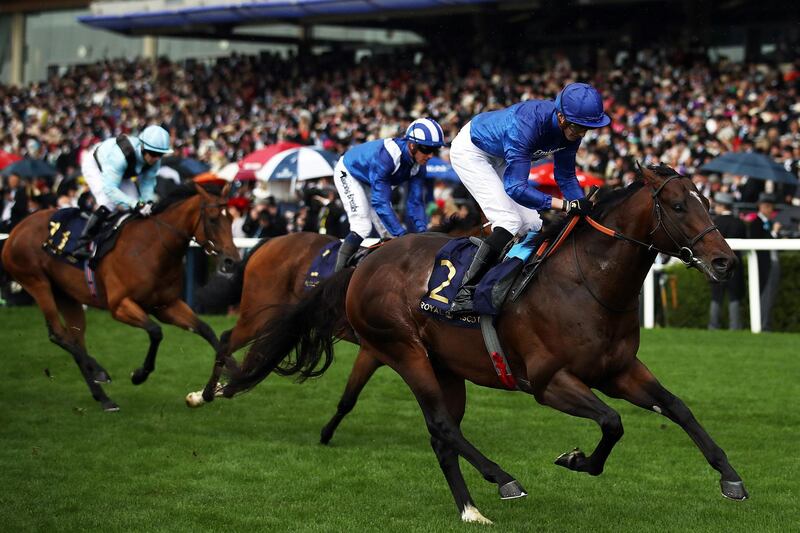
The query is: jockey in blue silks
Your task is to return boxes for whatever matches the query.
[448,82,611,314]
[73,124,173,261]
[333,117,447,271]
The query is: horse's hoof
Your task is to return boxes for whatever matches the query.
[720,480,749,501]
[498,479,527,500]
[320,424,335,445]
[185,391,205,408]
[102,400,120,412]
[555,448,588,472]
[130,369,148,385]
[461,504,493,524]
[93,371,111,384]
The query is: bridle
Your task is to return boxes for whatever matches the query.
[151,199,228,257]
[585,175,720,268]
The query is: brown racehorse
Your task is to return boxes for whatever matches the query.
[1,183,240,411]
[185,212,487,407]
[223,165,747,524]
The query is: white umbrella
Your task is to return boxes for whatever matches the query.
[255,147,339,182]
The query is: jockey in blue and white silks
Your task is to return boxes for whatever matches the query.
[448,82,611,313]
[74,125,173,260]
[333,117,447,271]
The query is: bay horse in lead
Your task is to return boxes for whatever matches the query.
[223,165,748,523]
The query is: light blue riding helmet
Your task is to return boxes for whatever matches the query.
[405,118,447,147]
[554,82,611,129]
[140,125,174,154]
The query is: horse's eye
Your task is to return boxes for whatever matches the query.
[673,203,685,212]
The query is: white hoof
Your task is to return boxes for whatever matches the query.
[461,504,493,525]
[185,391,205,408]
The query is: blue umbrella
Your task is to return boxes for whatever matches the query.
[255,147,339,182]
[1,158,57,179]
[425,157,460,183]
[700,152,797,184]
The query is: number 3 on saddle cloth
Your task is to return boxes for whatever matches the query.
[303,239,382,290]
[419,238,529,329]
[43,208,129,271]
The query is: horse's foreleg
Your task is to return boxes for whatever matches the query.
[604,360,748,500]
[537,369,624,476]
[110,297,163,385]
[320,348,383,444]
[152,299,221,403]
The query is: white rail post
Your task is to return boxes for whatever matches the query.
[643,266,655,328]
[747,249,761,334]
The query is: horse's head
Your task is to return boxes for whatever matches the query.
[639,164,736,281]
[193,182,241,274]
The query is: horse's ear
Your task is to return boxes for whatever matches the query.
[638,162,660,188]
[221,182,231,198]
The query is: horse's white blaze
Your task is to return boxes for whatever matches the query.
[185,391,205,408]
[461,504,492,524]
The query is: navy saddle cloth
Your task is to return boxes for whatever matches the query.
[43,208,127,269]
[419,238,524,328]
[304,240,340,290]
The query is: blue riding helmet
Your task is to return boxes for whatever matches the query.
[554,83,611,129]
[405,118,447,147]
[140,125,174,154]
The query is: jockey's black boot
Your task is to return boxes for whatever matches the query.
[335,232,364,272]
[449,227,513,315]
[72,206,111,261]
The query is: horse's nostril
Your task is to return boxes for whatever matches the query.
[712,257,732,272]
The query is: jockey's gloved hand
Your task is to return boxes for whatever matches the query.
[136,201,154,217]
[563,198,592,216]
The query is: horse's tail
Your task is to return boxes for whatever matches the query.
[196,237,271,309]
[223,267,355,396]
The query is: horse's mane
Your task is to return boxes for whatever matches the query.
[533,180,646,248]
[429,212,482,234]
[152,183,199,215]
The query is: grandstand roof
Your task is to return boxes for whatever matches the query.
[78,0,495,36]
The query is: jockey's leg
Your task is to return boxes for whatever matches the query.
[449,226,513,314]
[72,205,111,261]
[335,232,363,272]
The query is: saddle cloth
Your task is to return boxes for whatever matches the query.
[43,208,128,269]
[419,238,526,328]
[302,237,383,290]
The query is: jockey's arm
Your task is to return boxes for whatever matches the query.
[369,152,407,237]
[137,165,159,203]
[553,143,583,201]
[405,172,428,233]
[502,159,553,210]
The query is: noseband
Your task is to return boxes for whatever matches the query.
[586,175,720,267]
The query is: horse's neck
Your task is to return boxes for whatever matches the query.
[149,200,198,254]
[577,191,657,308]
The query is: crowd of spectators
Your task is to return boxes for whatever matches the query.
[2,46,800,238]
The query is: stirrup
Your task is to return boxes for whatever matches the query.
[449,286,476,315]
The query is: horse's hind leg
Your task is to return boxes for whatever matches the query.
[320,348,383,444]
[28,281,118,411]
[602,359,748,500]
[55,292,112,383]
[538,369,624,476]
[429,364,492,524]
[373,340,525,504]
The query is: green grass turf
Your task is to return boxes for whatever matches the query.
[0,306,797,532]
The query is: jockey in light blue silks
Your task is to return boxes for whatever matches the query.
[333,118,448,271]
[73,125,173,260]
[448,82,611,314]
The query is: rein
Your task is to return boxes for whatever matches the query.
[150,200,226,257]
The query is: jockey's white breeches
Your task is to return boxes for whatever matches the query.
[450,121,542,236]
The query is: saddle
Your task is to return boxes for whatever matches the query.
[420,217,581,390]
[43,208,132,270]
